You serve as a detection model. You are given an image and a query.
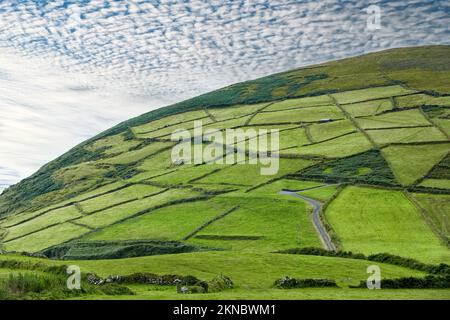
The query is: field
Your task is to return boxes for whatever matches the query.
[0,46,449,300]
[250,105,344,124]
[341,99,393,117]
[381,144,449,186]
[286,132,372,158]
[355,109,431,129]
[367,126,447,145]
[325,186,450,264]
[412,193,449,241]
[331,85,416,104]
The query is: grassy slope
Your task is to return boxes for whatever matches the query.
[2,45,449,217]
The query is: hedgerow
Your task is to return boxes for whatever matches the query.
[274,276,338,289]
[350,275,450,289]
[276,248,450,276]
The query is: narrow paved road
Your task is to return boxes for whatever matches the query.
[280,189,337,251]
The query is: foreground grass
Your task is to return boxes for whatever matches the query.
[81,287,450,300]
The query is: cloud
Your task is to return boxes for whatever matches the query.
[0,0,448,189]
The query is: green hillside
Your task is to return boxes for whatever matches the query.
[0,46,449,299]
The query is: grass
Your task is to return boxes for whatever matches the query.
[298,185,338,202]
[132,110,208,134]
[285,132,372,158]
[53,162,110,185]
[248,179,325,196]
[197,159,314,187]
[308,120,357,143]
[250,105,344,124]
[367,126,447,145]
[278,127,310,149]
[207,103,268,121]
[85,199,232,241]
[296,150,397,186]
[0,251,446,299]
[4,206,83,241]
[264,95,333,112]
[355,109,431,129]
[189,197,321,251]
[148,165,224,185]
[396,93,450,108]
[434,118,450,136]
[341,99,393,117]
[83,287,450,300]
[135,149,178,174]
[331,85,416,104]
[326,186,450,264]
[419,179,450,189]
[231,124,306,150]
[381,144,449,186]
[412,193,449,240]
[76,189,204,228]
[10,251,422,289]
[4,222,90,253]
[85,132,141,156]
[103,141,175,165]
[78,184,162,214]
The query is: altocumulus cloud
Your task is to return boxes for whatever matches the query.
[0,0,449,190]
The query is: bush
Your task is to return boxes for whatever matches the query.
[274,276,338,289]
[278,248,450,276]
[351,275,450,289]
[367,253,450,276]
[3,273,60,294]
[40,240,204,260]
[277,247,366,260]
[98,283,135,296]
[208,274,234,293]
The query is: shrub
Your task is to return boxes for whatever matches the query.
[277,247,366,260]
[277,248,450,276]
[367,253,450,276]
[1,273,65,296]
[274,276,338,289]
[208,274,234,293]
[351,275,450,289]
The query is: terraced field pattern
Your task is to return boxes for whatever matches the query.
[1,46,449,299]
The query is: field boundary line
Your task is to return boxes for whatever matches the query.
[403,190,450,248]
[418,106,450,140]
[188,167,222,183]
[260,103,336,113]
[203,107,217,122]
[412,150,450,188]
[244,102,274,126]
[364,124,434,131]
[3,182,134,228]
[2,220,91,244]
[337,92,420,106]
[303,124,314,143]
[182,206,240,241]
[328,94,379,150]
[302,130,357,146]
[136,115,211,135]
[69,220,95,230]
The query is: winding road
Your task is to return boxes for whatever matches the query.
[280,187,337,251]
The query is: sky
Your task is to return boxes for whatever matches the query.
[0,0,449,191]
